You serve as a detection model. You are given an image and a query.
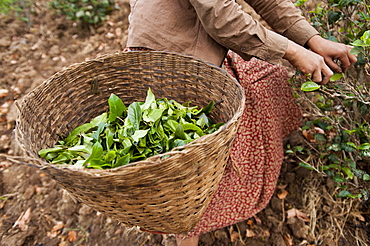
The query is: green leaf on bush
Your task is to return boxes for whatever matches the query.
[358,143,370,150]
[301,82,320,92]
[330,73,344,81]
[299,162,315,170]
[350,46,363,55]
[362,173,370,181]
[361,30,370,45]
[341,167,354,179]
[337,190,353,198]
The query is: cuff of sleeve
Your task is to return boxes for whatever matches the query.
[284,20,320,46]
[238,30,288,65]
[251,30,288,64]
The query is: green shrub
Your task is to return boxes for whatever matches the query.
[289,0,370,200]
[50,0,117,26]
[0,0,33,22]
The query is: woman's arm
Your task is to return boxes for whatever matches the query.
[189,0,289,64]
[245,0,319,46]
[189,0,356,83]
[246,0,357,81]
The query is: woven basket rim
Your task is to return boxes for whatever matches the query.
[16,50,246,176]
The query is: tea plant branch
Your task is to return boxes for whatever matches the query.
[294,153,326,175]
[319,86,370,105]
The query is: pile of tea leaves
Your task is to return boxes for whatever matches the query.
[38,88,224,169]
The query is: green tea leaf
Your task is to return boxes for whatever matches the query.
[105,128,115,149]
[128,102,142,130]
[196,113,209,128]
[362,30,370,45]
[104,150,116,163]
[182,123,204,136]
[91,113,107,126]
[113,154,130,168]
[172,139,186,148]
[362,173,370,181]
[141,87,156,111]
[65,123,94,144]
[330,73,344,81]
[341,167,354,179]
[108,94,126,122]
[337,190,352,198]
[92,121,106,141]
[201,101,215,115]
[67,145,91,153]
[84,141,104,167]
[40,88,223,169]
[38,146,64,158]
[175,124,187,140]
[299,162,315,170]
[74,160,85,167]
[301,81,320,92]
[358,143,370,150]
[131,129,150,143]
[164,120,178,133]
[143,108,164,123]
[350,46,363,55]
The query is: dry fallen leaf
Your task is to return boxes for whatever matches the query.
[246,219,254,226]
[314,126,325,134]
[283,233,294,246]
[246,229,256,238]
[253,215,262,225]
[230,231,239,242]
[302,129,315,142]
[228,226,240,242]
[0,101,11,115]
[13,207,32,231]
[51,221,65,232]
[277,189,289,200]
[0,89,9,98]
[287,208,310,222]
[47,231,58,238]
[263,229,270,238]
[68,230,77,242]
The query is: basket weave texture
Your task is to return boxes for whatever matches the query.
[15,51,245,234]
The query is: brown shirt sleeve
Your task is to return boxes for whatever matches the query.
[245,0,319,46]
[189,0,289,64]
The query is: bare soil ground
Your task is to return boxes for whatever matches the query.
[0,1,369,246]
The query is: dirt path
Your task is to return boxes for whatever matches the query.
[0,1,368,246]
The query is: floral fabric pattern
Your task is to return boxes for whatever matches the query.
[185,51,302,237]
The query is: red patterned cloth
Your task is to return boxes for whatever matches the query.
[182,51,302,238]
[124,48,302,237]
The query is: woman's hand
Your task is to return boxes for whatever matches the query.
[283,40,334,84]
[306,35,357,74]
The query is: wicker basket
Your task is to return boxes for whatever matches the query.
[15,51,245,234]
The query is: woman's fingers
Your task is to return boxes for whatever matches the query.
[321,65,334,84]
[311,62,333,84]
[284,40,335,84]
[325,57,344,73]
